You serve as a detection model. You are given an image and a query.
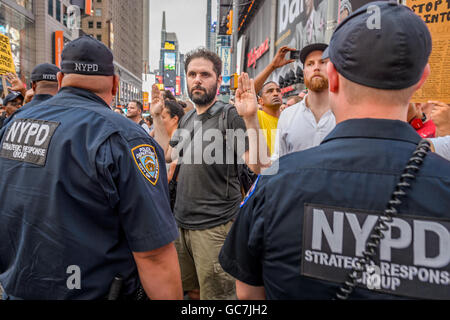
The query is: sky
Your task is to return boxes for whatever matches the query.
[149,0,217,73]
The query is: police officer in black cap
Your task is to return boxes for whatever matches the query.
[219,2,450,299]
[27,63,60,107]
[0,35,183,300]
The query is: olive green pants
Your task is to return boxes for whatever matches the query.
[174,220,236,300]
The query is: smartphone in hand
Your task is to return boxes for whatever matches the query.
[289,50,301,60]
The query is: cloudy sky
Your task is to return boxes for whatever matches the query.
[149,0,217,72]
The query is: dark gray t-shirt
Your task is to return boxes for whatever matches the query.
[170,101,249,230]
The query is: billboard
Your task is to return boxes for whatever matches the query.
[164,69,176,88]
[164,52,176,71]
[164,41,175,50]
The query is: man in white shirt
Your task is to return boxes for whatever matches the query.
[273,43,335,159]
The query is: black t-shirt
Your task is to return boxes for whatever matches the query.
[170,101,249,230]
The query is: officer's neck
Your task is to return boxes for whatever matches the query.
[335,102,408,124]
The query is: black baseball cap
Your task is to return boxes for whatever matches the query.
[3,91,24,105]
[60,35,115,76]
[300,43,328,64]
[322,1,432,90]
[30,63,60,82]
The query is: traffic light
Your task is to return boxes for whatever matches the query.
[230,73,239,90]
[226,10,233,35]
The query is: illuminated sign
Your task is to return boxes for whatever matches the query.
[53,31,64,68]
[164,52,176,71]
[164,41,175,50]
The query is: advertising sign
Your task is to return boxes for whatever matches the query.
[220,46,231,86]
[164,52,176,71]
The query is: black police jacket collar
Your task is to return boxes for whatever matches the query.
[58,86,111,109]
[322,118,422,146]
[31,94,53,103]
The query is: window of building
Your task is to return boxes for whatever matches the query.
[96,34,102,41]
[55,0,61,22]
[97,22,102,29]
[95,8,102,16]
[88,21,93,28]
[63,4,67,27]
[48,0,53,16]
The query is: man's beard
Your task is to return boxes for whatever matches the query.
[188,84,217,106]
[305,75,329,92]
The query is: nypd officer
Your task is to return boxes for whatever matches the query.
[0,36,182,300]
[219,2,450,300]
[25,63,61,108]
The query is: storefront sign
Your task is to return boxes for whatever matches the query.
[53,31,64,69]
[247,38,269,69]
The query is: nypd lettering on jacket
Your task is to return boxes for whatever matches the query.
[301,204,450,299]
[0,119,60,166]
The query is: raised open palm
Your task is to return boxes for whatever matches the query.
[150,84,164,116]
[234,73,258,119]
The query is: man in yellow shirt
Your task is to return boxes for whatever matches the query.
[257,81,283,154]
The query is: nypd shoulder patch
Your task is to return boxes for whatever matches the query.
[240,175,261,208]
[132,144,159,185]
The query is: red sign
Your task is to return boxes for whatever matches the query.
[247,38,269,69]
[85,0,92,15]
[54,31,64,68]
[281,86,294,95]
[176,76,181,96]
[156,75,163,84]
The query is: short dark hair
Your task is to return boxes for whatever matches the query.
[164,100,185,124]
[162,90,176,101]
[129,100,143,112]
[258,81,279,97]
[184,48,222,78]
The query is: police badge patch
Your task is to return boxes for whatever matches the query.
[132,144,159,185]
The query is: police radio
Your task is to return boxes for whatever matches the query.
[335,139,431,300]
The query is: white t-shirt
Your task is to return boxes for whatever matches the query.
[430,136,450,161]
[272,97,336,160]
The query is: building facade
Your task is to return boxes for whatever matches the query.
[0,0,78,86]
[81,0,144,107]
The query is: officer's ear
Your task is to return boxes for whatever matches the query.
[413,63,430,92]
[327,62,339,93]
[112,74,119,96]
[31,82,37,92]
[57,72,64,90]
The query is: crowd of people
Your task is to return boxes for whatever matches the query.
[0,2,449,301]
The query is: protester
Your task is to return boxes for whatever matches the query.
[407,102,436,138]
[220,2,450,300]
[286,95,302,107]
[126,100,151,134]
[0,35,182,300]
[113,107,125,116]
[429,100,450,136]
[150,48,268,300]
[2,91,24,118]
[257,81,283,154]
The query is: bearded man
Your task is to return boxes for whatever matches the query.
[150,48,267,300]
[273,43,336,159]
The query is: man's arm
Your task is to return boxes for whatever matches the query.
[150,84,173,161]
[235,73,271,174]
[133,242,183,300]
[429,136,450,161]
[5,73,27,97]
[254,46,295,94]
[429,101,450,137]
[236,280,266,300]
